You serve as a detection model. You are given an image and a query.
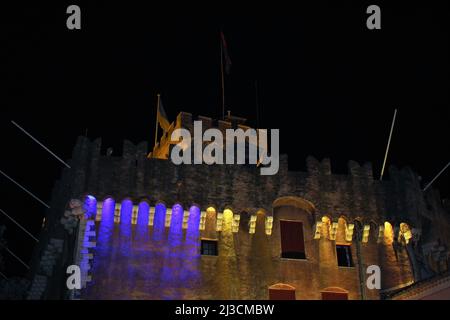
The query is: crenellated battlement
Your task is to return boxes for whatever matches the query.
[49,134,433,232]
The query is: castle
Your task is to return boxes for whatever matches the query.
[27,112,450,300]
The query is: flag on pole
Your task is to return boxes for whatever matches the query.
[157,98,171,132]
[220,31,232,75]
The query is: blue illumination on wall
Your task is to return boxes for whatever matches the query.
[83,201,203,299]
[84,197,115,294]
[84,195,97,220]
[170,204,183,234]
[137,202,150,226]
[97,198,115,258]
[187,205,201,234]
[120,199,133,226]
[160,204,184,299]
[135,202,150,242]
[153,203,166,241]
[180,206,201,286]
[118,200,134,285]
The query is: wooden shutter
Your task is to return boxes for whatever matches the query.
[321,291,348,300]
[269,286,296,300]
[280,220,305,255]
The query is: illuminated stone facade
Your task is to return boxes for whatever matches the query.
[28,113,450,300]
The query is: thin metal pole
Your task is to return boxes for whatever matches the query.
[380,109,398,180]
[0,243,30,270]
[0,271,8,280]
[0,208,39,242]
[423,161,450,191]
[11,121,71,169]
[220,39,225,120]
[255,80,259,129]
[0,169,50,208]
[154,94,160,149]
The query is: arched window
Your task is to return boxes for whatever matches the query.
[335,217,353,267]
[268,283,296,300]
[321,287,349,300]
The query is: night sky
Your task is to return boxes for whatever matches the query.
[1,2,449,277]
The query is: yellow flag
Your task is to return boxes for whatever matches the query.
[157,99,170,131]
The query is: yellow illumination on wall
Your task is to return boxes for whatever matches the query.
[384,222,394,245]
[313,221,322,239]
[362,224,371,243]
[321,216,331,239]
[345,223,355,242]
[201,207,216,231]
[182,210,190,229]
[329,221,338,240]
[265,216,273,235]
[148,207,155,226]
[227,209,239,233]
[399,223,412,244]
[165,208,172,227]
[377,225,384,243]
[223,209,233,220]
[249,215,257,234]
[114,203,121,223]
[216,212,224,231]
[199,211,206,230]
[131,205,138,225]
[95,201,103,222]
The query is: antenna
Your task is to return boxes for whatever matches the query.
[255,80,260,129]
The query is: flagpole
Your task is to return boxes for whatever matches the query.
[380,108,398,181]
[154,93,160,149]
[220,37,225,120]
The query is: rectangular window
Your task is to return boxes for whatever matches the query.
[201,239,218,256]
[280,220,306,259]
[336,245,353,267]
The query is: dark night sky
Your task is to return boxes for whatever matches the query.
[1,1,449,276]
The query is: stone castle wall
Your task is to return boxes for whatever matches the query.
[30,133,450,299]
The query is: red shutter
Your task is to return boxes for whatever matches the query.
[280,221,305,254]
[321,291,348,300]
[269,288,296,300]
